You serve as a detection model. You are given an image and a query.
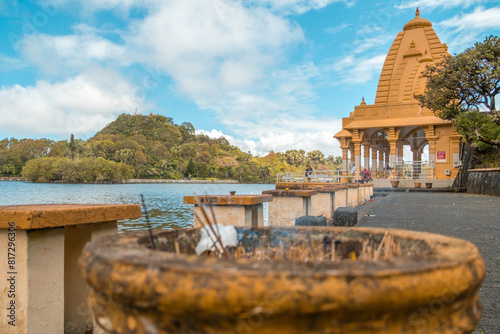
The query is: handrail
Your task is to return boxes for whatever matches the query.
[277,161,435,182]
[387,161,435,180]
[276,169,359,183]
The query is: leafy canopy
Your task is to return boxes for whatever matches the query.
[416,35,500,146]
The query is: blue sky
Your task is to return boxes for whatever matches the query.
[1,0,499,157]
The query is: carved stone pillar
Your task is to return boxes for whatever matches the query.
[341,146,349,177]
[371,144,378,177]
[388,139,398,167]
[362,142,371,170]
[378,146,385,178]
[397,142,404,163]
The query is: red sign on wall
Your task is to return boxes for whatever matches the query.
[436,151,447,162]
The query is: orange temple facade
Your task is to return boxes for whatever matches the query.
[334,9,461,180]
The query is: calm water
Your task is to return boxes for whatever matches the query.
[0,182,274,232]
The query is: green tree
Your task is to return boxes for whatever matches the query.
[416,35,500,146]
[284,149,306,167]
[306,150,326,166]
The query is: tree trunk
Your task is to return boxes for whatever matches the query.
[453,142,478,189]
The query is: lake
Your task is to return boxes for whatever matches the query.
[0,182,275,232]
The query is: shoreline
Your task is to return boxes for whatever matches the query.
[0,177,239,184]
[126,179,239,184]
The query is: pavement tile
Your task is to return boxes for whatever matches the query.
[356,192,500,333]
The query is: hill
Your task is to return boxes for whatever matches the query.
[1,113,341,183]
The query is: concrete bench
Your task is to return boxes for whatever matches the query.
[184,195,272,228]
[263,189,317,227]
[0,204,141,334]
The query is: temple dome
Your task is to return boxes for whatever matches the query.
[373,9,449,104]
[403,8,432,31]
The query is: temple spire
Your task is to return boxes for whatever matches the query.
[416,7,420,16]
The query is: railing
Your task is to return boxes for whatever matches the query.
[277,161,434,183]
[386,161,435,180]
[276,170,359,183]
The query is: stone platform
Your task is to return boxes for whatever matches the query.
[356,192,500,333]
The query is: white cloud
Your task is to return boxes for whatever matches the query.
[249,0,356,14]
[50,0,157,15]
[324,23,352,34]
[437,7,500,52]
[198,117,343,157]
[0,55,26,71]
[18,25,127,76]
[14,0,352,149]
[439,6,500,30]
[126,0,304,100]
[15,0,331,145]
[0,69,150,138]
[397,0,484,10]
[331,53,386,84]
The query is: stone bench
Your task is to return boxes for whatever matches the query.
[0,204,141,334]
[184,195,272,228]
[263,189,317,227]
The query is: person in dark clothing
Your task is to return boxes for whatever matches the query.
[305,166,313,181]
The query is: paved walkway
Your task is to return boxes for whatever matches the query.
[356,191,500,333]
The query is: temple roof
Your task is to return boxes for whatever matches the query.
[374,9,449,105]
[343,116,450,130]
[403,8,432,31]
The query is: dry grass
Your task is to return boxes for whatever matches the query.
[194,197,403,263]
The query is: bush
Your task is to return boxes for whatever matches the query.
[22,157,133,183]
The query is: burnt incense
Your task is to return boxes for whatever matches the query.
[140,194,157,250]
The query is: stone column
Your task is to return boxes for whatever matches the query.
[397,142,404,163]
[341,146,349,177]
[388,139,397,167]
[371,144,378,178]
[450,131,462,179]
[363,142,371,171]
[353,141,362,173]
[385,147,390,178]
[378,145,385,178]
[427,126,437,179]
[412,148,420,178]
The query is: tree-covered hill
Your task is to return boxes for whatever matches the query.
[1,113,341,183]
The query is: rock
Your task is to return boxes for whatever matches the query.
[334,208,357,226]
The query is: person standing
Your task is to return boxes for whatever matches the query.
[305,165,313,181]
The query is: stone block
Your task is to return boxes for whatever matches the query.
[334,208,358,226]
[295,216,327,227]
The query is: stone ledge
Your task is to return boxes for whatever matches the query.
[183,195,272,206]
[313,187,347,193]
[263,189,318,197]
[0,204,141,230]
[469,167,500,172]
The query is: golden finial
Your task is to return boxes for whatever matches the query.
[416,7,420,16]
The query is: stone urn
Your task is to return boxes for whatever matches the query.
[80,227,485,334]
[390,180,400,188]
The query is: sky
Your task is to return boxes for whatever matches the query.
[1,0,499,157]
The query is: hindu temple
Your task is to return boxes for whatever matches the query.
[334,9,462,180]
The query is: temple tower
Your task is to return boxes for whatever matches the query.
[334,9,462,180]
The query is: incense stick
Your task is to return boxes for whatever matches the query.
[140,194,157,250]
